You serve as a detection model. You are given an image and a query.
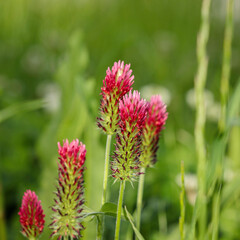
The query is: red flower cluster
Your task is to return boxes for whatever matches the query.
[57,139,86,171]
[146,95,167,135]
[19,190,45,238]
[50,139,86,239]
[140,95,168,167]
[97,60,134,135]
[118,90,149,134]
[101,60,134,100]
[111,91,149,182]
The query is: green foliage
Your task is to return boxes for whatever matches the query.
[0,0,240,239]
[124,206,145,240]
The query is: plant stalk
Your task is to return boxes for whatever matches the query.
[219,0,234,133]
[102,134,112,205]
[115,180,125,240]
[136,167,146,231]
[194,0,211,238]
[179,161,185,240]
[212,2,235,239]
[100,134,112,239]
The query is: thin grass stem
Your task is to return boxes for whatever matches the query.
[211,1,234,239]
[211,187,221,240]
[194,0,212,238]
[219,0,234,133]
[136,167,146,231]
[179,161,185,240]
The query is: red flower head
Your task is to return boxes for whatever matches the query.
[19,190,45,238]
[57,139,86,172]
[118,90,148,134]
[111,90,149,182]
[97,60,134,135]
[50,139,86,239]
[140,95,168,167]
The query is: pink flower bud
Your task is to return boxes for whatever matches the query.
[50,139,86,239]
[97,60,134,135]
[111,90,149,182]
[19,190,45,238]
[140,95,168,167]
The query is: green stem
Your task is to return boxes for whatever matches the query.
[29,237,36,240]
[115,180,125,240]
[219,0,234,133]
[99,134,112,239]
[211,188,221,240]
[179,161,185,240]
[96,216,102,240]
[0,182,6,240]
[194,0,211,238]
[102,134,112,205]
[136,167,146,231]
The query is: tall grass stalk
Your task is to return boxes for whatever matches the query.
[194,0,211,238]
[212,1,234,238]
[136,167,146,231]
[219,0,234,133]
[179,161,185,240]
[211,188,221,240]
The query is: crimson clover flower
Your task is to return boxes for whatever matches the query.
[19,190,45,239]
[50,139,86,239]
[111,90,149,182]
[140,95,168,168]
[97,60,134,135]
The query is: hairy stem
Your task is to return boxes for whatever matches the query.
[194,0,211,238]
[100,134,112,239]
[102,134,112,205]
[136,167,146,231]
[115,181,125,240]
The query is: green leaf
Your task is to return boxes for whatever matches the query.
[206,80,240,197]
[124,206,145,240]
[0,99,45,123]
[101,202,127,220]
[186,196,201,240]
[100,202,117,214]
[83,202,127,220]
[221,175,240,209]
[226,79,240,128]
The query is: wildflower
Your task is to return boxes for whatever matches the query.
[18,190,45,239]
[97,60,134,135]
[50,139,86,239]
[140,95,168,168]
[111,90,148,182]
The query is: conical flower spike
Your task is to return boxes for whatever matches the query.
[50,139,86,239]
[19,190,45,239]
[111,90,149,182]
[140,95,168,168]
[97,60,134,135]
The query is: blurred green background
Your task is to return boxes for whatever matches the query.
[0,0,240,239]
